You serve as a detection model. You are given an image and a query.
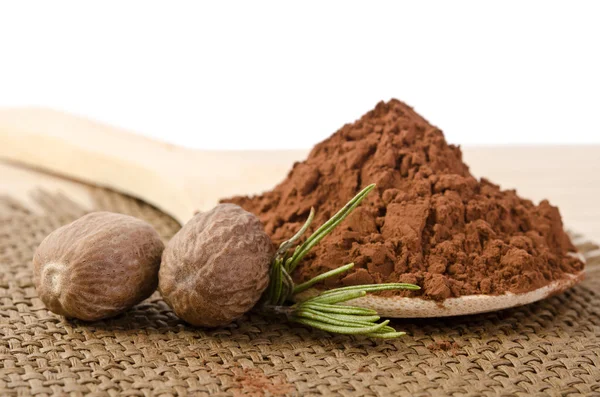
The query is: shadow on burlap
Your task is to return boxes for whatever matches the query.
[1,189,599,397]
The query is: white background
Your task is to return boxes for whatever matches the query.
[0,1,598,150]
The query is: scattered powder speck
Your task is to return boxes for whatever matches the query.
[427,341,461,352]
[232,368,293,397]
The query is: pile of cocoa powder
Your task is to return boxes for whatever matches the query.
[225,99,584,300]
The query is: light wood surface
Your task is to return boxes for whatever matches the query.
[462,146,600,244]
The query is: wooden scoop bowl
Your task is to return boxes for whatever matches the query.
[295,267,584,317]
[0,108,585,318]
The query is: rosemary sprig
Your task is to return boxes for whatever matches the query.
[261,184,420,338]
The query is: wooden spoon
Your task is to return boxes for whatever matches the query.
[295,267,584,317]
[0,107,305,225]
[0,107,585,317]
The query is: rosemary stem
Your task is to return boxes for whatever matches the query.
[275,208,315,258]
[310,290,367,305]
[315,283,421,297]
[296,308,381,324]
[291,318,390,335]
[262,183,420,339]
[288,184,376,272]
[293,263,354,295]
[301,302,378,315]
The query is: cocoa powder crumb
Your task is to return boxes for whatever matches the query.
[224,99,584,300]
[427,341,461,352]
[232,368,293,397]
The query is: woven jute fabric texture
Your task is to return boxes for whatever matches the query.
[1,188,599,397]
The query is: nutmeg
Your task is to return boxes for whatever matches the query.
[159,204,274,327]
[33,212,164,321]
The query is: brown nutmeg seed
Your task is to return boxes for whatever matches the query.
[159,204,274,327]
[33,212,164,321]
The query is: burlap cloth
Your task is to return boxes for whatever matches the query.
[1,188,599,397]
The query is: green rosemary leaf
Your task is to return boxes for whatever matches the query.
[309,290,367,304]
[262,182,411,339]
[284,256,294,272]
[276,207,315,258]
[298,308,381,324]
[364,331,407,339]
[294,309,375,328]
[298,307,380,324]
[266,258,279,301]
[272,260,283,304]
[292,317,390,335]
[288,184,376,272]
[292,263,354,295]
[297,306,400,334]
[279,268,294,305]
[368,325,399,333]
[301,302,378,315]
[316,283,420,297]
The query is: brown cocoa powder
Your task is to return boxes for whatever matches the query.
[224,99,584,300]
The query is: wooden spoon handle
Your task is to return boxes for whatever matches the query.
[0,107,196,223]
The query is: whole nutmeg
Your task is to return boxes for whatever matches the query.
[33,212,164,321]
[159,204,274,327]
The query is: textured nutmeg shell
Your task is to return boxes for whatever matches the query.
[33,212,164,321]
[159,204,274,327]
